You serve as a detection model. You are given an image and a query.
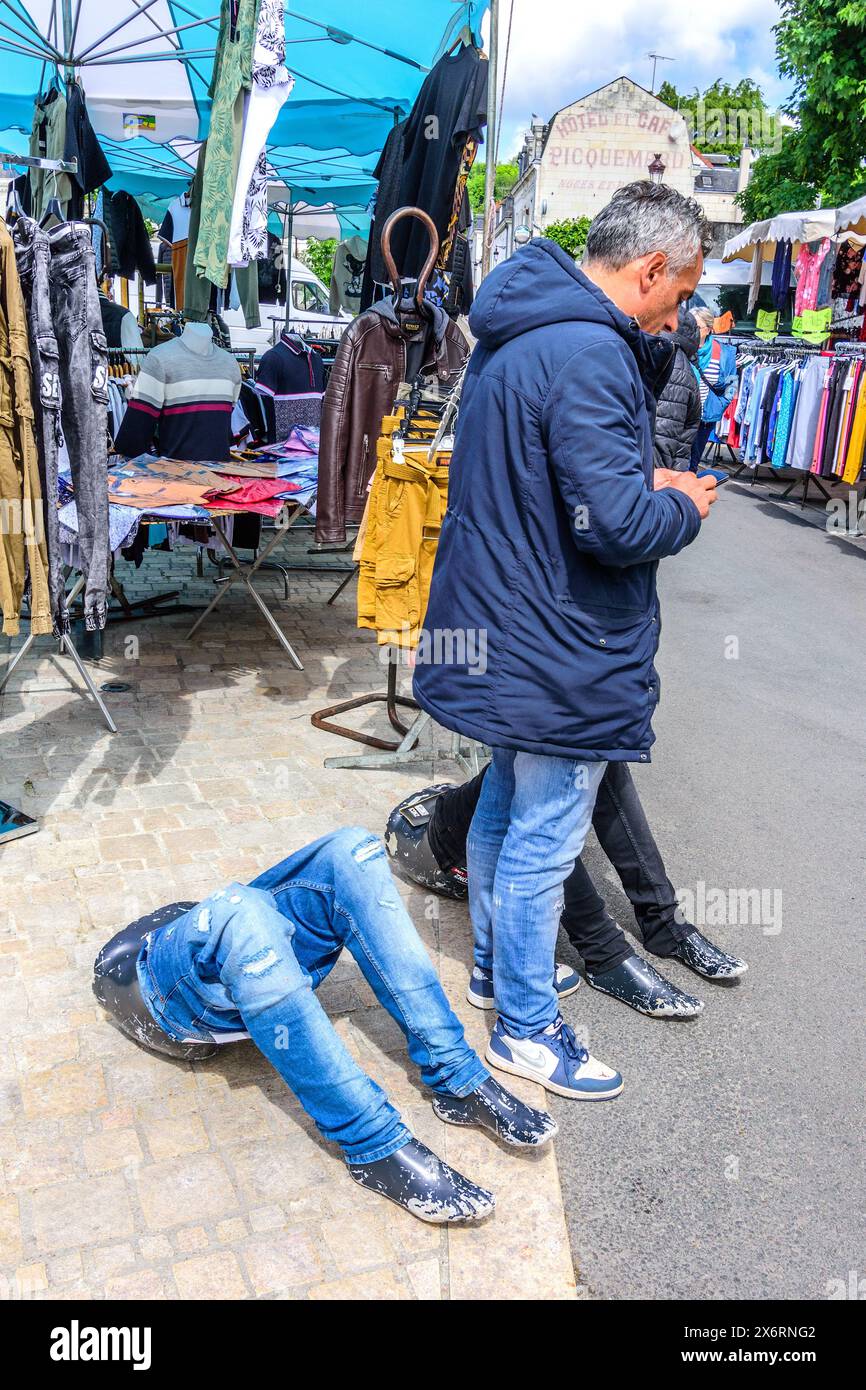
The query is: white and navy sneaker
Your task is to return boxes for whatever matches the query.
[467,962,581,1011]
[485,1014,623,1101]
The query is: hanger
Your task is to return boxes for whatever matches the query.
[3,159,24,223]
[380,205,439,329]
[445,25,476,56]
[39,167,64,228]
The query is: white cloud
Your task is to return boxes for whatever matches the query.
[487,0,787,161]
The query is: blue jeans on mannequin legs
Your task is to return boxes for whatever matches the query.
[137,828,488,1165]
[467,749,607,1038]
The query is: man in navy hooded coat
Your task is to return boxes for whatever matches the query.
[413,182,718,1100]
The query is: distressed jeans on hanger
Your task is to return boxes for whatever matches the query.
[47,222,110,630]
[13,218,68,634]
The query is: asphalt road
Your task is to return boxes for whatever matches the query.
[553,483,866,1300]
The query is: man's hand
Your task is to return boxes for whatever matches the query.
[653,468,680,491]
[667,471,718,520]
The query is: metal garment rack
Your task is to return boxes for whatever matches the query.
[0,152,117,730]
[0,575,117,733]
[710,339,835,503]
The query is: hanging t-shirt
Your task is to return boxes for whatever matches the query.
[158,193,192,246]
[379,44,488,282]
[329,237,368,316]
[64,81,112,217]
[794,238,832,317]
[255,333,325,441]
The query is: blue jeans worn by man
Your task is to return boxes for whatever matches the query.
[95,828,557,1224]
[468,750,623,1100]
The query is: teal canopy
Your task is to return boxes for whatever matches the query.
[0,2,489,213]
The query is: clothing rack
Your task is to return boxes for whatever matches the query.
[312,377,466,772]
[719,339,861,506]
[0,151,77,174]
[1,574,117,733]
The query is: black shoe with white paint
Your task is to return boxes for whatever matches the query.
[586,952,704,1018]
[661,929,748,980]
[384,786,468,900]
[432,1075,559,1148]
[348,1138,495,1224]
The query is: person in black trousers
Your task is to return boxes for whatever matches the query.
[386,765,747,1019]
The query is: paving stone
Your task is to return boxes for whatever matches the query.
[321,1211,398,1275]
[104,1269,168,1299]
[83,1129,144,1175]
[32,1175,134,1252]
[47,1250,84,1286]
[308,1269,410,1300]
[173,1251,248,1300]
[173,1226,210,1253]
[11,1262,48,1297]
[215,1218,248,1245]
[143,1114,210,1161]
[406,1256,443,1301]
[139,1235,173,1262]
[136,1154,238,1232]
[20,1061,108,1120]
[241,1228,326,1296]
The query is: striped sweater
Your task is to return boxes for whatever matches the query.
[114,333,242,462]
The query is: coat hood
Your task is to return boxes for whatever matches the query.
[367,294,450,345]
[468,237,673,389]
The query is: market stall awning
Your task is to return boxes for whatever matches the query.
[0,2,488,154]
[835,196,866,239]
[722,208,837,264]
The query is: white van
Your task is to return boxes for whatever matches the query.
[224,256,351,351]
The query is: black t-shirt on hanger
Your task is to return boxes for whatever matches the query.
[381,45,488,282]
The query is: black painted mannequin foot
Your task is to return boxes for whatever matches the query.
[348,1138,495,1223]
[432,1076,559,1147]
[586,953,704,1018]
[657,929,748,980]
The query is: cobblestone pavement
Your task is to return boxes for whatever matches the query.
[0,533,575,1301]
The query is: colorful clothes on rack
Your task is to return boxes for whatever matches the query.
[185,137,260,329]
[357,414,451,647]
[194,0,259,289]
[771,240,792,311]
[227,0,293,266]
[0,219,51,636]
[794,238,832,317]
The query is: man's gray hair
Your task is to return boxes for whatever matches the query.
[584,182,713,275]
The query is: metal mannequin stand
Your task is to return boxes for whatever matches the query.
[0,576,117,733]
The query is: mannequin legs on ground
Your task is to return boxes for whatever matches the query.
[93,827,558,1225]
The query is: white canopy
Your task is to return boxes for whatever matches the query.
[835,196,866,239]
[722,208,837,264]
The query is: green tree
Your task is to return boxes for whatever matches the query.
[467,161,519,214]
[301,237,337,287]
[543,216,592,258]
[735,129,818,222]
[736,0,866,218]
[657,78,772,160]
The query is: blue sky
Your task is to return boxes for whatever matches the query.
[489,0,790,163]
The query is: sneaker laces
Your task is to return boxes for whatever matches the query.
[550,1016,589,1066]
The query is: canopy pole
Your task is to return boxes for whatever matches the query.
[60,0,74,80]
[481,0,499,280]
[284,195,295,330]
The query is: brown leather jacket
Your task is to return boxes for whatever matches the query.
[316,300,468,543]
